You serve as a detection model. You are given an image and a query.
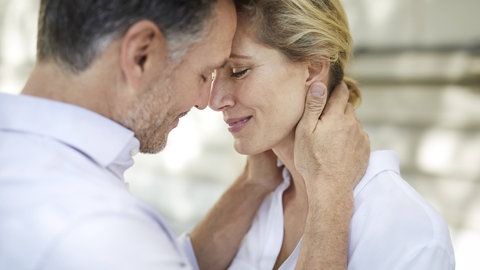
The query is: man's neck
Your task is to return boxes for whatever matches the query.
[21,61,116,119]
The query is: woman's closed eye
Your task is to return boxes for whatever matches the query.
[231,68,250,79]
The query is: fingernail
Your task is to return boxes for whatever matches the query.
[311,83,327,98]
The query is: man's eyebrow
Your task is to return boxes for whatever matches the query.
[218,59,228,69]
[229,53,251,60]
[208,59,228,71]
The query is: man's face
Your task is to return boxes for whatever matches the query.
[127,0,237,153]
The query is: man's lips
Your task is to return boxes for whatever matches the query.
[178,111,189,119]
[225,116,252,133]
[171,111,189,129]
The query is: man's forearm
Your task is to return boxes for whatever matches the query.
[295,186,354,270]
[189,173,271,270]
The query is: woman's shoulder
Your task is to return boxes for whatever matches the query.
[353,150,442,222]
[349,150,455,269]
[352,151,452,247]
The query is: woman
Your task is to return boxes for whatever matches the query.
[208,0,455,269]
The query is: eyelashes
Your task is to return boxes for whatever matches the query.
[231,68,250,79]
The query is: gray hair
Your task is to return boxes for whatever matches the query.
[37,0,217,72]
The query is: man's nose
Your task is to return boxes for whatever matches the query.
[194,80,212,110]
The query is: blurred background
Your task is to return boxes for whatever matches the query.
[1,0,479,268]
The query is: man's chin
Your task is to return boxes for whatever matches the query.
[138,135,168,154]
[139,144,166,154]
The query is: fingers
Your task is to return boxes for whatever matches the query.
[298,82,328,133]
[345,102,354,114]
[322,81,350,116]
[343,102,369,186]
[353,131,371,187]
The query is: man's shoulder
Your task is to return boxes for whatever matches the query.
[0,171,176,269]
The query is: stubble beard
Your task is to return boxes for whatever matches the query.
[121,75,174,154]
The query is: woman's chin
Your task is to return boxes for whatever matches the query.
[234,142,268,156]
[234,145,250,155]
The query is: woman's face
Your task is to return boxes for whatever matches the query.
[209,18,309,155]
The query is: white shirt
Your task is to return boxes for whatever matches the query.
[0,93,197,270]
[228,151,455,270]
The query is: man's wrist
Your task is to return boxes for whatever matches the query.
[305,176,354,213]
[237,176,276,199]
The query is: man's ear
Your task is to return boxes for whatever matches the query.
[120,20,168,89]
[305,60,330,89]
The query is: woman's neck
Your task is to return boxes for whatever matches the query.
[271,131,309,269]
[272,132,307,200]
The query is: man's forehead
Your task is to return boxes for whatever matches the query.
[213,59,229,70]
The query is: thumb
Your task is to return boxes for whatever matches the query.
[298,82,328,132]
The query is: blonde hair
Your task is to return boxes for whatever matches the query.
[235,0,361,107]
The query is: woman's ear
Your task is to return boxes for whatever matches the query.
[120,20,168,91]
[305,60,330,88]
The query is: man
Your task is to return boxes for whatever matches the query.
[0,0,369,269]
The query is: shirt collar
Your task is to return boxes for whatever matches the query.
[0,93,140,179]
[276,158,292,192]
[353,150,399,197]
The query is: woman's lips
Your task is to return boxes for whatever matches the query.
[226,116,252,133]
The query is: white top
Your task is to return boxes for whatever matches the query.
[228,151,455,270]
[0,94,197,270]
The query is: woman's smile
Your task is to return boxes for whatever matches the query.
[226,116,252,133]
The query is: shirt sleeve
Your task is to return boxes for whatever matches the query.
[177,233,200,270]
[38,213,192,270]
